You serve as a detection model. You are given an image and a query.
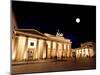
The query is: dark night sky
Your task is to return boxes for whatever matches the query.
[12,1,96,48]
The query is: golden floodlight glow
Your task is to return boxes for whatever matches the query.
[16,36,26,61]
[63,44,67,57]
[67,45,70,57]
[23,51,27,60]
[85,48,89,56]
[52,42,56,57]
[82,49,85,57]
[52,42,56,49]
[46,41,51,49]
[57,42,62,58]
[75,47,95,58]
[64,44,66,50]
[76,50,79,58]
[38,39,44,59]
[12,50,16,60]
[12,38,16,60]
[42,41,46,59]
[89,48,94,57]
[46,41,51,58]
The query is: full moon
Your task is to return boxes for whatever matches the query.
[76,18,80,23]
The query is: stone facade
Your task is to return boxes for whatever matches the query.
[72,42,96,58]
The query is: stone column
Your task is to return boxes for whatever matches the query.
[35,38,39,60]
[56,42,58,59]
[16,36,26,61]
[55,42,57,58]
[42,40,46,59]
[45,40,48,59]
[61,43,64,59]
[50,41,53,59]
[51,41,57,59]
[36,38,39,60]
[15,36,19,61]
[88,47,90,57]
[12,36,18,61]
[67,44,70,57]
[47,41,51,59]
[23,36,28,61]
[69,43,72,57]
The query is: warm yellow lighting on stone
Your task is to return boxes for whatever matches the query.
[57,42,62,59]
[82,49,85,57]
[63,44,67,57]
[52,42,57,57]
[16,36,26,61]
[46,41,51,48]
[38,39,44,59]
[67,44,70,57]
[42,41,46,59]
[64,44,66,50]
[23,51,27,60]
[76,50,79,58]
[46,41,51,58]
[52,42,56,49]
[85,48,89,56]
[12,38,16,60]
[89,48,94,57]
[12,50,16,60]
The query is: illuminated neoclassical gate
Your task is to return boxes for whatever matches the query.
[12,30,72,62]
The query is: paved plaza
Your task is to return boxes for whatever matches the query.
[12,58,96,74]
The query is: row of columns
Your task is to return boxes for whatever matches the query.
[75,47,94,58]
[46,41,71,59]
[12,35,72,61]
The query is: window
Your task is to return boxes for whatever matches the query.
[30,42,34,46]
